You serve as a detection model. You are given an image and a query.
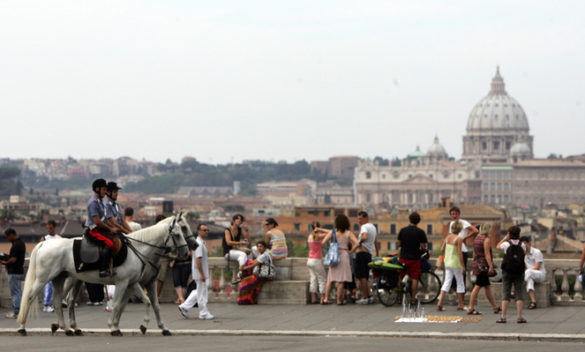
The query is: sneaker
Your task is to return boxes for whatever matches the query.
[356,298,368,305]
[5,312,16,319]
[199,313,214,320]
[45,306,54,313]
[367,296,375,304]
[178,306,189,319]
[42,306,47,312]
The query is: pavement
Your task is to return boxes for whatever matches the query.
[2,301,585,342]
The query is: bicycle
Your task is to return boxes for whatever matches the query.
[370,258,441,307]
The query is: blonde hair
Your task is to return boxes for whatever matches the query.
[309,221,321,241]
[451,220,463,234]
[479,223,492,237]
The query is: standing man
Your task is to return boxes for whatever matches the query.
[497,225,526,323]
[1,228,26,319]
[178,224,214,320]
[521,236,545,310]
[353,211,378,304]
[397,212,428,305]
[104,181,132,234]
[449,206,478,292]
[124,207,142,232]
[86,178,117,277]
[40,220,61,312]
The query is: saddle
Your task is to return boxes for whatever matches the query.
[73,233,128,273]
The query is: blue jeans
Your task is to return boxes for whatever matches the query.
[43,281,53,306]
[8,274,24,315]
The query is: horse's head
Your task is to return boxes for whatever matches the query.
[175,211,198,250]
[166,215,189,258]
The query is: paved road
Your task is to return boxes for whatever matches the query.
[0,335,583,352]
[2,302,585,342]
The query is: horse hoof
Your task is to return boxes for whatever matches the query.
[75,329,83,336]
[111,330,123,337]
[65,330,75,336]
[51,323,59,335]
[140,325,147,335]
[17,329,26,336]
[162,329,172,336]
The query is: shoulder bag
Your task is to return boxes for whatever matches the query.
[323,229,340,267]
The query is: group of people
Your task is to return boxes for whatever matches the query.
[436,206,546,324]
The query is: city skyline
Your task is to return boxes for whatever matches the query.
[1,1,584,164]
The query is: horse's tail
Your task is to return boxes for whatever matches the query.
[17,242,42,325]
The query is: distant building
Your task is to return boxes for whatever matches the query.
[354,67,585,208]
[310,156,361,180]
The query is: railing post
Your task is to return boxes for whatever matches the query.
[574,271,583,301]
[561,268,571,302]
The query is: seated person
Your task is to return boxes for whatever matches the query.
[520,236,545,309]
[237,241,272,305]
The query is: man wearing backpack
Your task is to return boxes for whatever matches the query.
[496,225,526,323]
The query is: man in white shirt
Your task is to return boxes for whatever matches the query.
[352,211,378,304]
[124,207,142,232]
[178,224,214,320]
[448,206,478,292]
[520,236,545,309]
[40,220,61,312]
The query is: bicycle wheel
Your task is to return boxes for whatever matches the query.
[375,280,399,307]
[415,271,442,304]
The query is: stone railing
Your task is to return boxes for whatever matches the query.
[3,257,584,307]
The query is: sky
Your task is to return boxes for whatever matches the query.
[1,0,584,164]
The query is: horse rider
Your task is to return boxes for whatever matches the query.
[87,178,118,277]
[104,181,133,234]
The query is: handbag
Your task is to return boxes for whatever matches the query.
[323,229,340,267]
[253,262,275,279]
[436,255,445,270]
[477,257,497,277]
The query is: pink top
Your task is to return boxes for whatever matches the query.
[308,240,322,259]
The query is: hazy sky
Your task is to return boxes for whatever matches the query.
[1,1,584,164]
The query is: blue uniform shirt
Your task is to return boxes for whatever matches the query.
[87,194,106,228]
[104,197,123,225]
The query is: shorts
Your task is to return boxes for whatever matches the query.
[399,258,421,280]
[355,252,372,279]
[474,272,491,287]
[158,257,169,282]
[502,272,524,301]
[172,261,192,288]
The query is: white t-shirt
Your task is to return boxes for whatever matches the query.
[500,239,527,252]
[449,219,471,253]
[192,237,208,281]
[257,251,272,265]
[44,234,62,241]
[359,223,377,254]
[128,221,142,232]
[525,247,546,274]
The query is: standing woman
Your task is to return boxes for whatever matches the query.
[307,221,327,304]
[436,220,466,311]
[321,214,359,305]
[262,218,288,260]
[466,223,500,315]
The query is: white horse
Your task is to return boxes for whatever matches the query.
[17,215,189,336]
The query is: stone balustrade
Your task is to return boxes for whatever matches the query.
[2,257,584,307]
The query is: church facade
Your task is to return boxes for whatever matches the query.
[354,68,585,209]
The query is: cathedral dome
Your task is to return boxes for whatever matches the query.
[427,136,447,158]
[466,67,529,132]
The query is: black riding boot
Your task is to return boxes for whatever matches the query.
[99,246,112,277]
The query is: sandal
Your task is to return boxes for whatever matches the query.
[436,305,444,311]
[496,318,507,323]
[321,300,332,305]
[517,317,527,323]
[527,302,537,310]
[493,306,501,314]
[467,309,482,315]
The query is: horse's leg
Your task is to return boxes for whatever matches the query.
[67,279,85,336]
[144,280,171,336]
[16,278,45,335]
[51,275,71,335]
[108,280,130,336]
[132,284,152,335]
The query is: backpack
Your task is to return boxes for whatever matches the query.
[501,240,525,275]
